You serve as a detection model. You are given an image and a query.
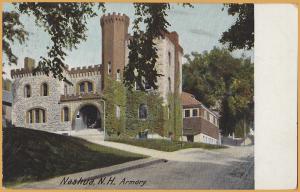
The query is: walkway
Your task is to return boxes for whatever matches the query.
[70,129,253,165]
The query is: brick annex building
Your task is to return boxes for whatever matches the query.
[10,13,220,145]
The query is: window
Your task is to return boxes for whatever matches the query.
[168,77,171,92]
[79,83,85,93]
[168,51,171,66]
[78,81,93,94]
[206,111,209,120]
[87,82,93,92]
[135,79,151,90]
[192,109,198,117]
[116,69,121,81]
[24,84,31,98]
[209,114,213,123]
[76,112,80,119]
[184,109,190,118]
[64,85,68,95]
[116,105,120,119]
[26,108,46,123]
[41,83,49,96]
[108,62,112,74]
[35,109,40,123]
[29,110,33,123]
[144,81,151,90]
[62,107,70,122]
[139,104,148,119]
[203,110,207,119]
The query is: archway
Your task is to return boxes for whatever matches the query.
[72,104,101,130]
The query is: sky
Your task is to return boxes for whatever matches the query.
[3,3,254,78]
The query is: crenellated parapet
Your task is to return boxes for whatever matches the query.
[11,68,40,79]
[68,64,102,78]
[100,12,129,26]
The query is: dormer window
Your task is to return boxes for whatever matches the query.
[24,84,31,98]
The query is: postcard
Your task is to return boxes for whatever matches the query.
[1,2,297,190]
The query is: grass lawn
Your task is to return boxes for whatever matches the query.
[3,127,145,186]
[107,137,226,152]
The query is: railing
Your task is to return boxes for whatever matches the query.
[60,92,103,102]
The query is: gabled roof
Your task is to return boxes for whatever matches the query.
[181,92,201,106]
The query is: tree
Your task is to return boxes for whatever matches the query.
[2,11,28,67]
[13,3,105,83]
[219,4,254,51]
[3,3,192,88]
[183,47,254,135]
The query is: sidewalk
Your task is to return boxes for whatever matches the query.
[79,135,251,165]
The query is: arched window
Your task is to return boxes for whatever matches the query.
[61,107,70,122]
[139,104,148,119]
[41,83,49,96]
[78,81,94,94]
[24,84,31,98]
[26,108,46,123]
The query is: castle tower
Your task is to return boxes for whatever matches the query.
[100,13,129,89]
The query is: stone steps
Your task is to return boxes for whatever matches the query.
[70,129,104,141]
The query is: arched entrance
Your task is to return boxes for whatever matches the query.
[72,104,102,130]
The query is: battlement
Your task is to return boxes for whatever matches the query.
[69,64,102,77]
[11,68,35,79]
[100,12,129,26]
[11,64,102,79]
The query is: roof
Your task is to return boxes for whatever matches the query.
[181,92,201,106]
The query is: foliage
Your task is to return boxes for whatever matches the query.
[164,93,183,140]
[107,137,225,152]
[123,3,170,91]
[183,47,254,135]
[2,11,28,66]
[123,3,192,91]
[125,90,166,137]
[103,77,126,136]
[7,3,105,82]
[220,4,254,51]
[3,127,144,186]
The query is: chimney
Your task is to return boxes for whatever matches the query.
[24,57,35,70]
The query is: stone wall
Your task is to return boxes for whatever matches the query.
[12,70,103,132]
[12,74,67,131]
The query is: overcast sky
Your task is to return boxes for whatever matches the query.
[3,3,254,78]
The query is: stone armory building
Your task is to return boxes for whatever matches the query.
[10,13,220,143]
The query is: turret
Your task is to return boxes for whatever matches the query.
[100,12,130,89]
